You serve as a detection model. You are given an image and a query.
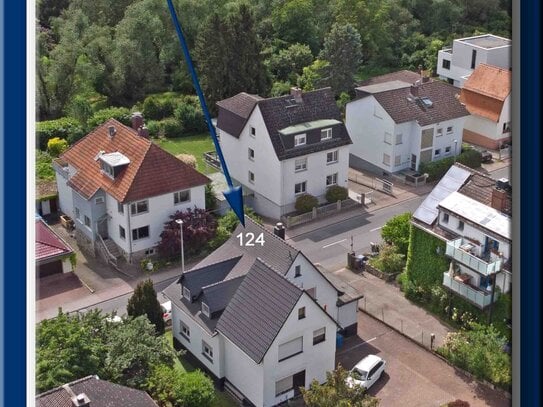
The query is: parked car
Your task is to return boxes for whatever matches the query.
[346,355,386,390]
[161,300,172,326]
[480,150,493,163]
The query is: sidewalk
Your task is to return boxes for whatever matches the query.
[332,268,452,349]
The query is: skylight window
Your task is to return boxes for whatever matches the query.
[421,97,433,107]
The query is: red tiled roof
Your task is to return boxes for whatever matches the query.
[57,119,210,203]
[459,64,511,122]
[358,70,424,86]
[36,219,73,261]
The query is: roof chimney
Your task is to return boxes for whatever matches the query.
[491,185,508,212]
[131,112,144,131]
[422,76,430,83]
[410,85,419,98]
[71,393,90,407]
[290,87,303,104]
[108,125,116,138]
[138,125,150,139]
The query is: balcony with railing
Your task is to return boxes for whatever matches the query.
[443,272,499,309]
[445,238,502,276]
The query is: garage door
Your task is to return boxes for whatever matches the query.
[38,260,63,278]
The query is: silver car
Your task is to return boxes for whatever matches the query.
[346,354,386,390]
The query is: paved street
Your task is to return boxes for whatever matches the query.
[337,313,510,407]
[288,195,426,271]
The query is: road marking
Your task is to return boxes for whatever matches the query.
[370,226,383,232]
[322,239,347,248]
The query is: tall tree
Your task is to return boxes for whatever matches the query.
[271,0,320,54]
[127,279,165,335]
[319,23,362,95]
[268,43,314,82]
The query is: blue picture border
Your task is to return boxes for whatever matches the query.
[519,0,541,406]
[1,0,27,405]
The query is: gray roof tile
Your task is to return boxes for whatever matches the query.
[216,258,303,363]
[201,276,245,315]
[179,256,242,299]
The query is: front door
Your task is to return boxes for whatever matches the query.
[97,217,108,239]
[410,154,417,170]
[292,370,306,395]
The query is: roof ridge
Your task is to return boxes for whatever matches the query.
[36,219,73,252]
[36,375,97,398]
[202,274,245,291]
[245,217,300,253]
[258,87,332,104]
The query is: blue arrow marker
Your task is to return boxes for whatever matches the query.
[166,0,245,226]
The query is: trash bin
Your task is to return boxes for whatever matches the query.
[336,333,344,348]
[355,255,368,270]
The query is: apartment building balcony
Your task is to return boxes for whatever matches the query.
[443,272,499,309]
[445,238,502,276]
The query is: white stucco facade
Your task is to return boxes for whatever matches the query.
[346,96,466,173]
[219,105,350,219]
[463,94,511,149]
[437,34,511,87]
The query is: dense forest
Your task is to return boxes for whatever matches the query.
[37,0,511,121]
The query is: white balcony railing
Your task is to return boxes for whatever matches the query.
[443,273,499,309]
[445,238,502,276]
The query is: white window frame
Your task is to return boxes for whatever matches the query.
[320,128,332,141]
[95,196,105,204]
[248,171,255,184]
[248,148,255,161]
[294,157,307,172]
[100,161,114,179]
[394,155,401,166]
[435,149,441,156]
[278,336,303,362]
[174,190,191,205]
[294,133,307,147]
[294,265,301,277]
[395,133,403,145]
[202,302,210,317]
[446,126,453,134]
[119,225,126,239]
[326,150,338,164]
[180,321,190,341]
[202,340,214,362]
[384,132,392,145]
[442,213,449,224]
[445,146,451,155]
[130,200,148,216]
[437,128,443,137]
[458,220,464,231]
[117,201,124,214]
[84,215,91,228]
[250,126,256,137]
[326,173,338,186]
[313,327,326,345]
[275,375,294,397]
[298,307,306,320]
[383,153,390,166]
[132,225,149,241]
[294,182,307,195]
[183,286,191,301]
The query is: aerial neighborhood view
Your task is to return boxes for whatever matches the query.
[34,1,512,406]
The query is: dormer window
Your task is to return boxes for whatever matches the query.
[321,128,332,141]
[183,286,191,301]
[294,134,306,147]
[202,302,210,317]
[99,152,130,179]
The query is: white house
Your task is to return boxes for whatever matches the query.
[346,73,469,174]
[436,34,511,87]
[53,117,210,263]
[215,87,352,219]
[163,217,362,406]
[412,164,512,309]
[459,64,512,150]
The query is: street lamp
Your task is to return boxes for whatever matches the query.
[175,219,185,275]
[453,139,458,163]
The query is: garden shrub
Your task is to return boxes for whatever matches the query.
[437,323,511,390]
[368,244,405,274]
[159,117,185,138]
[381,212,412,255]
[405,226,448,288]
[36,117,83,150]
[174,103,207,134]
[176,154,197,168]
[87,107,132,129]
[457,148,482,168]
[145,120,161,137]
[142,95,175,120]
[36,150,55,180]
[295,194,318,213]
[325,185,348,203]
[47,137,69,157]
[419,149,483,182]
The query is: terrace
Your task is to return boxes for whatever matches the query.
[445,238,503,276]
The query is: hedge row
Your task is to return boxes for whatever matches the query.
[419,148,482,182]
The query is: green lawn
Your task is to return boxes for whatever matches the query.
[153,134,216,175]
[163,330,238,407]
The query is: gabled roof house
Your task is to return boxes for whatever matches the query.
[412,163,511,310]
[36,217,74,278]
[164,217,361,406]
[216,87,352,219]
[346,72,469,173]
[459,64,512,149]
[54,116,209,263]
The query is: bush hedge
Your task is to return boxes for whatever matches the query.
[419,148,482,182]
[325,185,348,203]
[368,244,406,274]
[174,103,207,134]
[142,95,176,120]
[87,107,132,129]
[159,117,185,138]
[36,117,84,150]
[295,194,318,213]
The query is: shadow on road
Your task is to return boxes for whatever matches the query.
[291,214,372,243]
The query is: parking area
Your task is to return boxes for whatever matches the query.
[336,313,510,407]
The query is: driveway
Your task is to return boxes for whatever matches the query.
[336,313,510,407]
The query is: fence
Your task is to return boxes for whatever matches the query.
[359,296,446,351]
[281,199,360,228]
[203,151,221,170]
